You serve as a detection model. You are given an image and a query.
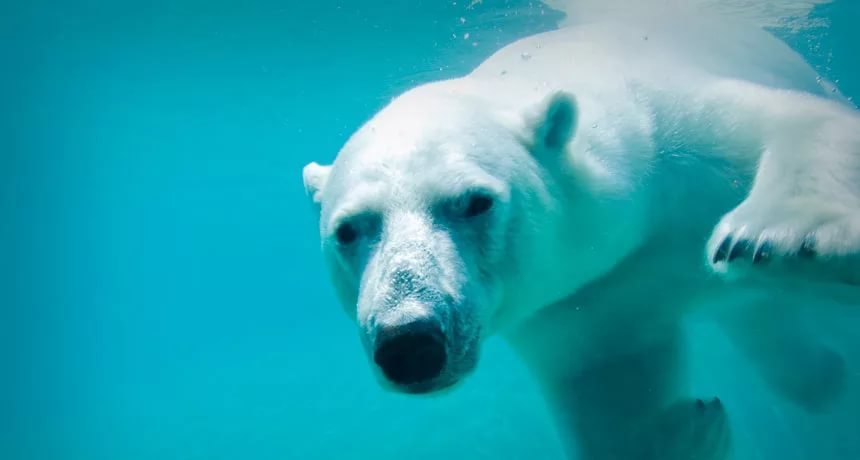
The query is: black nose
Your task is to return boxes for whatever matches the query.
[373,320,447,386]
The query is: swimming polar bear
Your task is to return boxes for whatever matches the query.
[303,9,859,460]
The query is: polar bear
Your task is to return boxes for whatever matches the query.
[302,9,859,460]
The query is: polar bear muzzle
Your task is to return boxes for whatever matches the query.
[372,318,447,387]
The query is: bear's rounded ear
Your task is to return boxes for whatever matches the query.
[303,161,331,205]
[530,91,578,153]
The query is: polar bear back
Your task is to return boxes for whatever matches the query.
[469,16,835,105]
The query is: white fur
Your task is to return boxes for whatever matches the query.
[544,0,832,30]
[304,11,859,460]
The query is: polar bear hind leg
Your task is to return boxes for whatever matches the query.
[649,397,731,460]
[715,295,847,413]
[542,333,730,460]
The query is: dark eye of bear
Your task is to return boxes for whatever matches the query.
[335,223,358,245]
[464,194,494,218]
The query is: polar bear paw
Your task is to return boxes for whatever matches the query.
[707,198,860,280]
[650,397,731,460]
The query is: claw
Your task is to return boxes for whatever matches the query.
[798,236,817,259]
[713,236,732,263]
[728,239,753,262]
[752,240,772,264]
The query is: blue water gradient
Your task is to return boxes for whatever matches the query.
[2,1,858,459]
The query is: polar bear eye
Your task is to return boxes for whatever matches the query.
[335,222,359,246]
[331,213,380,248]
[463,193,494,218]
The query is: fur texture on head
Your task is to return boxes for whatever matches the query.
[303,84,580,392]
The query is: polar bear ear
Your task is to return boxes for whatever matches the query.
[529,91,578,153]
[303,161,331,205]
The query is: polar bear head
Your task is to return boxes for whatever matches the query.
[303,81,636,393]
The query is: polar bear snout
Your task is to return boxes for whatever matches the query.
[357,241,484,391]
[373,318,447,388]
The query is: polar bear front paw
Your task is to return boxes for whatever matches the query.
[707,198,860,278]
[650,397,731,460]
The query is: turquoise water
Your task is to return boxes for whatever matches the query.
[3,1,859,459]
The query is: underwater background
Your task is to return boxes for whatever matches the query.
[3,1,860,459]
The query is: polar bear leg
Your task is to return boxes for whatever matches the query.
[704,82,860,275]
[553,332,730,460]
[649,397,731,460]
[716,298,846,412]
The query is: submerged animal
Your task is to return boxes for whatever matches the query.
[303,3,859,459]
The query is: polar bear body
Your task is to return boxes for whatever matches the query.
[304,13,859,460]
